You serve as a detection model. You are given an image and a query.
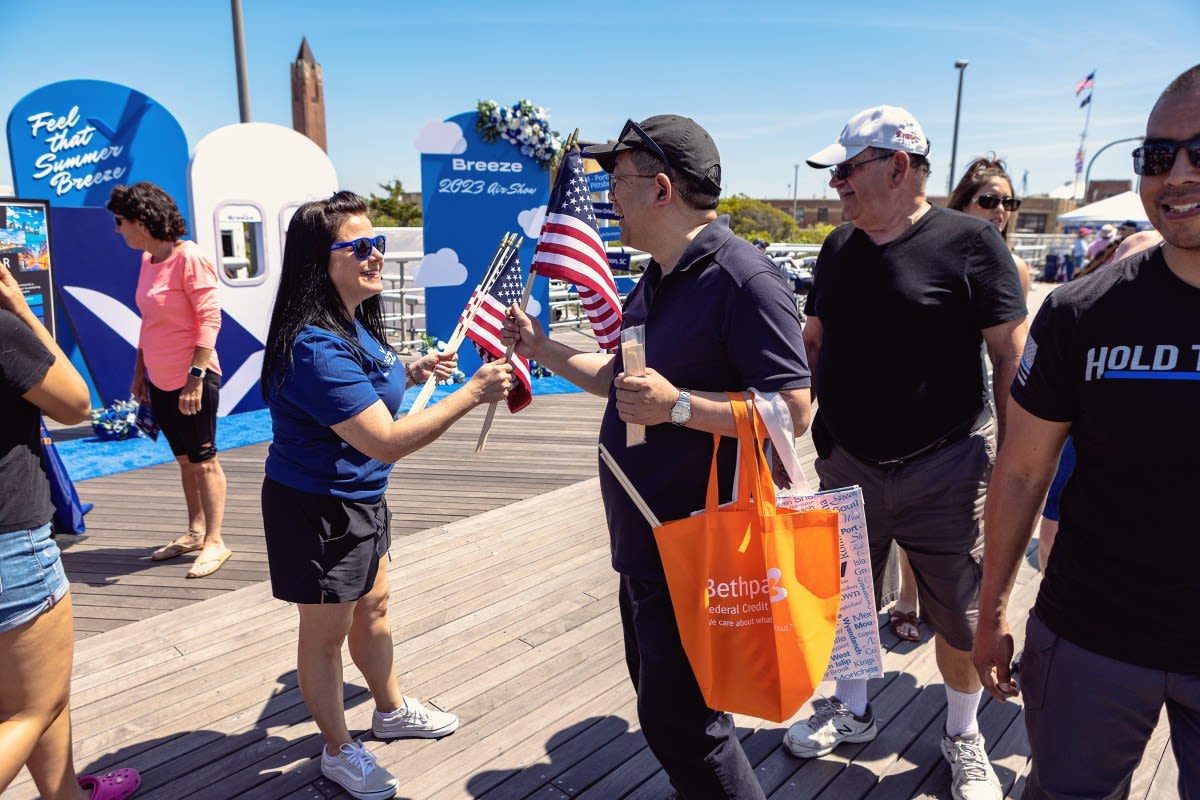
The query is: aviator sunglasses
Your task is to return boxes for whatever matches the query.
[617,118,671,174]
[329,235,387,259]
[1132,136,1200,176]
[974,194,1022,211]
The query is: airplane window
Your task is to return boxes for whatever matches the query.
[215,203,267,286]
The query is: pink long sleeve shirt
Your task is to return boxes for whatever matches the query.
[135,241,222,391]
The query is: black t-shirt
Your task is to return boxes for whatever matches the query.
[0,310,55,532]
[804,206,1026,460]
[598,216,811,579]
[1012,246,1200,674]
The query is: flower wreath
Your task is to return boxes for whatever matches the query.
[476,99,564,171]
[90,398,141,441]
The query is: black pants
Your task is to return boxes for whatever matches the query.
[618,575,765,800]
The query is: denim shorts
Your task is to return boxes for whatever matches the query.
[0,522,70,633]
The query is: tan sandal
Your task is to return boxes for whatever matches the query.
[889,609,922,642]
[151,533,204,561]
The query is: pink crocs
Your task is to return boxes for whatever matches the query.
[78,768,141,800]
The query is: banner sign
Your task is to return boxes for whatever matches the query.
[416,111,552,375]
[598,225,622,242]
[6,80,191,223]
[586,170,610,192]
[593,201,621,221]
[0,198,55,337]
[607,252,631,271]
[778,486,884,681]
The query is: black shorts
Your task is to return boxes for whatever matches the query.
[149,371,221,463]
[261,477,392,604]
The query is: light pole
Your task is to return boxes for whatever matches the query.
[948,59,968,194]
[231,0,252,122]
[792,163,799,220]
[1083,136,1144,201]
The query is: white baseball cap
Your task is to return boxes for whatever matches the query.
[807,105,930,168]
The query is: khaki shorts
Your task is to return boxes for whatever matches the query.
[814,417,996,651]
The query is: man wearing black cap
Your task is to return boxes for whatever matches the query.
[784,105,1026,800]
[503,115,811,799]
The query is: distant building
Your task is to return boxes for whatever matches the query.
[1085,179,1132,203]
[291,37,327,152]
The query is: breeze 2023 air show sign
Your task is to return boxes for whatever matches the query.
[415,110,553,374]
[6,79,190,218]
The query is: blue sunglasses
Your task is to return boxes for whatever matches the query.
[330,235,386,259]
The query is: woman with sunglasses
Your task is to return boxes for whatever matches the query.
[948,156,1031,298]
[259,191,512,800]
[107,182,232,578]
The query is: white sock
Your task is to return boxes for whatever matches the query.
[944,685,982,738]
[834,679,869,718]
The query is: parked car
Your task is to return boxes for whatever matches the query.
[772,256,814,295]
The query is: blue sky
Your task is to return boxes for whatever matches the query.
[2,0,1196,203]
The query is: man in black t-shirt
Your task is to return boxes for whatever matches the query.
[783,105,1027,800]
[974,66,1200,798]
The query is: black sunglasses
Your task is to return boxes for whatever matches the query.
[618,119,671,174]
[1132,136,1200,176]
[329,235,386,260]
[830,153,892,180]
[974,194,1022,211]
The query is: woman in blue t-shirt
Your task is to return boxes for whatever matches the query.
[259,191,511,800]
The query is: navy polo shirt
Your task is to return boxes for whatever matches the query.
[597,215,810,580]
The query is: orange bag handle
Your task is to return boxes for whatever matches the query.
[702,393,779,518]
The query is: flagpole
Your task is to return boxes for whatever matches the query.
[1075,71,1094,200]
[474,130,581,452]
[407,233,517,415]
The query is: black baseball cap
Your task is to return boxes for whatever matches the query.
[584,115,722,194]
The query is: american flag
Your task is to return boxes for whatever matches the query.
[531,148,623,351]
[464,248,532,413]
[1075,71,1095,96]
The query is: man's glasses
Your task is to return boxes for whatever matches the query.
[329,235,386,259]
[974,194,1022,211]
[830,153,892,180]
[618,119,671,174]
[609,172,660,188]
[1132,136,1200,176]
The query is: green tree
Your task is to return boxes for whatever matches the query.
[793,224,835,244]
[717,195,801,242]
[367,180,422,227]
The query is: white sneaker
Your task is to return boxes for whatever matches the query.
[372,697,459,739]
[320,740,398,800]
[784,697,878,758]
[940,733,1002,800]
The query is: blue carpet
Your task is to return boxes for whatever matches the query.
[57,376,582,482]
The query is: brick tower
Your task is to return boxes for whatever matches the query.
[291,37,326,152]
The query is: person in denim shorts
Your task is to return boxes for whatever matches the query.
[0,261,141,798]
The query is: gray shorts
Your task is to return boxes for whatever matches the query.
[1021,612,1200,799]
[814,417,995,652]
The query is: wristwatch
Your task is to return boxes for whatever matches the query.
[188,365,206,380]
[670,389,692,426]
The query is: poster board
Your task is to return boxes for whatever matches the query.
[0,197,55,338]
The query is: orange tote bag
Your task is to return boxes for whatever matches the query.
[653,395,841,722]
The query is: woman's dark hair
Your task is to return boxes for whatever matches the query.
[947,155,1017,237]
[106,182,188,241]
[260,190,392,398]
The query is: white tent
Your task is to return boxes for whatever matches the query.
[1057,190,1149,225]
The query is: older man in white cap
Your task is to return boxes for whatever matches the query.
[783,105,1027,800]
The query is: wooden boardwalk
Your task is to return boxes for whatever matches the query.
[14,354,1179,796]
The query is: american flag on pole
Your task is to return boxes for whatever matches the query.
[1075,70,1095,96]
[531,147,623,351]
[463,249,532,413]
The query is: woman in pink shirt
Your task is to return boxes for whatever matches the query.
[107,182,231,578]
